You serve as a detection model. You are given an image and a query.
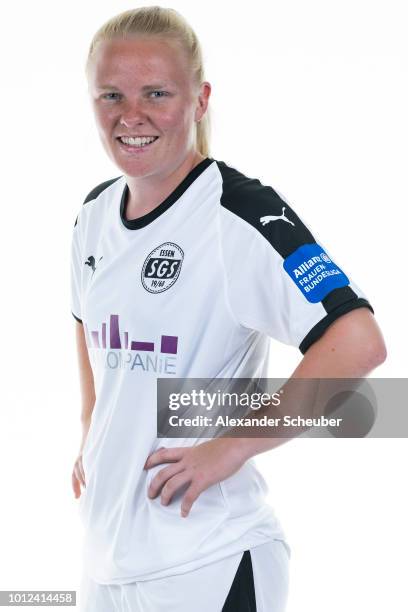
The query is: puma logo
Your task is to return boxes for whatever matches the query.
[85,255,103,276]
[260,206,295,227]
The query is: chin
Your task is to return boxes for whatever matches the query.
[117,160,162,179]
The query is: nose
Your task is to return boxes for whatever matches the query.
[119,100,147,128]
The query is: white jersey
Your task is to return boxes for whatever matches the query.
[71,157,372,584]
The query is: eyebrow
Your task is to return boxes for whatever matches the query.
[96,83,170,91]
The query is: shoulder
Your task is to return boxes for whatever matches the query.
[213,159,314,258]
[74,176,122,227]
[82,176,123,205]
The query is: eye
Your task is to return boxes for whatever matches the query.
[149,90,169,99]
[101,93,121,101]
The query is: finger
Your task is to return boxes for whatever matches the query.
[144,446,166,469]
[180,483,202,518]
[148,464,185,499]
[78,457,86,487]
[72,472,81,498]
[74,463,84,488]
[144,446,185,469]
[160,471,192,507]
[74,463,85,488]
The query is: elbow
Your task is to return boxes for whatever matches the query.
[359,336,387,373]
[371,339,387,367]
[343,308,387,373]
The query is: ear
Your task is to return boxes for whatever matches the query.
[195,82,211,122]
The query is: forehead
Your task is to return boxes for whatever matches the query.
[89,36,191,86]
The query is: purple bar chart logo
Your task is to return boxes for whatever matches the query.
[84,314,178,355]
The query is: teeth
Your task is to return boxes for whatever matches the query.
[120,136,158,147]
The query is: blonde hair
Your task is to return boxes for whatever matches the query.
[85,6,211,157]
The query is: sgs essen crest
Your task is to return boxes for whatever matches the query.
[141,242,184,293]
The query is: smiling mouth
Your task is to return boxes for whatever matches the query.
[117,135,159,148]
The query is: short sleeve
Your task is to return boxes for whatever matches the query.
[69,176,122,324]
[70,213,83,323]
[217,162,374,354]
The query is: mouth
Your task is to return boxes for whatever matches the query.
[116,135,159,150]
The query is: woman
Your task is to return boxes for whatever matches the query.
[71,7,386,611]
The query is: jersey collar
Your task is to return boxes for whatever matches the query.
[119,157,214,230]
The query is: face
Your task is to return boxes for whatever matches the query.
[87,36,210,180]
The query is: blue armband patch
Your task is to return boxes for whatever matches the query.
[283,243,350,303]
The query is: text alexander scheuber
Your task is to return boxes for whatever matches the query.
[167,390,342,429]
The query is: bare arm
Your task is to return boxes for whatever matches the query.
[239,307,387,458]
[72,319,95,498]
[75,319,96,450]
[292,308,386,378]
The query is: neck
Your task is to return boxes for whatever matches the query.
[124,150,206,221]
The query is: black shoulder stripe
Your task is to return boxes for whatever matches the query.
[83,176,122,204]
[216,160,315,259]
[74,176,122,227]
[216,160,374,319]
[72,311,83,324]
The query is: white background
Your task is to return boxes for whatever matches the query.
[0,1,406,610]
